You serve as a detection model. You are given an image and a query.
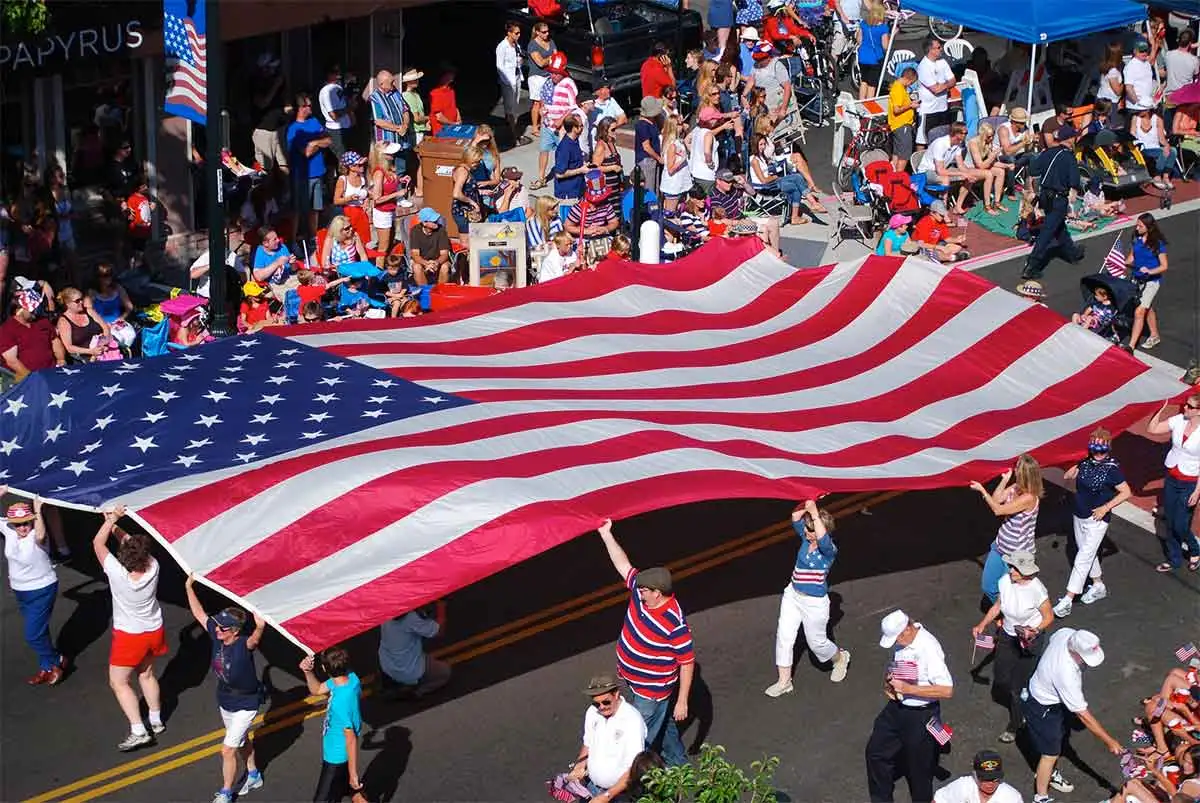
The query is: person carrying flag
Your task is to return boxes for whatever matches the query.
[972,550,1053,744]
[1023,628,1122,803]
[1125,212,1168,351]
[866,610,954,803]
[764,499,851,697]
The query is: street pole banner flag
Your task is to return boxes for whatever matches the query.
[163,0,207,124]
[0,239,1189,651]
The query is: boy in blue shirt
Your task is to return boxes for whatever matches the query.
[765,499,851,697]
[301,647,365,803]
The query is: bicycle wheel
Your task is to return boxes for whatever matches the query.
[835,152,859,192]
[927,17,962,41]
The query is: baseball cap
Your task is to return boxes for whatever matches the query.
[582,673,620,696]
[637,567,673,595]
[1069,629,1105,667]
[5,502,35,523]
[242,281,265,297]
[715,168,736,182]
[1002,550,1039,576]
[577,92,595,104]
[752,41,775,60]
[740,26,759,41]
[928,199,949,217]
[1055,124,1078,142]
[1133,38,1151,54]
[212,608,244,630]
[973,750,1004,782]
[888,213,912,229]
[417,207,443,225]
[880,610,910,648]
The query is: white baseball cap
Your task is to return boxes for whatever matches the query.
[880,610,910,648]
[1069,630,1104,667]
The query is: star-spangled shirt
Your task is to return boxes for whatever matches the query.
[0,334,473,504]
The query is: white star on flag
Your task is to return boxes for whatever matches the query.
[314,393,339,404]
[92,415,116,431]
[65,460,92,477]
[179,353,203,361]
[367,396,392,404]
[5,396,28,416]
[48,391,73,409]
[241,433,269,446]
[153,390,180,403]
[235,339,260,348]
[118,463,145,473]
[422,396,447,404]
[229,354,254,363]
[0,438,19,456]
[142,411,168,424]
[162,373,184,382]
[40,457,58,470]
[276,361,299,369]
[222,366,244,373]
[131,436,158,453]
[44,424,66,443]
[300,431,326,440]
[234,452,259,463]
[258,394,285,405]
[215,377,242,385]
[186,438,213,449]
[318,377,344,386]
[175,455,202,467]
[361,409,385,418]
[250,413,277,425]
[266,376,292,385]
[306,412,332,423]
[278,348,301,355]
[324,362,349,371]
[195,414,223,428]
[372,379,396,388]
[99,384,124,398]
[80,440,103,454]
[203,391,231,403]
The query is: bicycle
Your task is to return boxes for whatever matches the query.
[881,0,963,42]
[833,111,892,191]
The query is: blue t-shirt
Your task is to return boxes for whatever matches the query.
[286,117,328,181]
[321,673,362,764]
[207,619,260,712]
[739,43,755,77]
[253,243,293,285]
[875,229,908,256]
[633,118,661,167]
[379,612,440,684]
[553,135,586,200]
[1131,236,1165,282]
[1072,456,1126,521]
[858,21,890,66]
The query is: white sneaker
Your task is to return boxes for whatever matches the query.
[764,679,794,697]
[239,771,264,795]
[1152,178,1168,190]
[117,731,152,751]
[212,792,233,803]
[1050,768,1075,793]
[1080,583,1108,605]
[1032,796,1055,803]
[149,720,165,735]
[1052,597,1073,618]
[831,649,851,683]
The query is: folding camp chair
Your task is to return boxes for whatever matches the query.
[829,190,875,250]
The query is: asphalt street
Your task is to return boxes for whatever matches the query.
[3,211,1199,803]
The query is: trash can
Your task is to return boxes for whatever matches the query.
[417,136,473,238]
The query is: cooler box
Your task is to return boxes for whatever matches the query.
[433,124,478,140]
[418,136,474,238]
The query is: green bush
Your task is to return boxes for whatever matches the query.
[636,744,781,803]
[3,1,50,36]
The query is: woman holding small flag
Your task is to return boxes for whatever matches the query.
[1146,394,1200,574]
[1051,427,1132,617]
[1126,213,1168,351]
[969,454,1043,603]
[972,550,1052,744]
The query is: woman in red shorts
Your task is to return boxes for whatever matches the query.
[92,505,168,751]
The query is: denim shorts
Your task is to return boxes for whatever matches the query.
[295,176,325,211]
[539,126,560,153]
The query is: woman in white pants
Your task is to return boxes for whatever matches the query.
[1053,428,1131,618]
[765,500,851,697]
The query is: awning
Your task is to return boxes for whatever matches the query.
[901,0,1148,43]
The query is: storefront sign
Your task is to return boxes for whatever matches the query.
[0,21,144,71]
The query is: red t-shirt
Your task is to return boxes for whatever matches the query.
[640,57,674,99]
[0,317,57,373]
[239,299,272,329]
[429,86,460,135]
[126,191,152,238]
[912,216,949,246]
[296,285,326,306]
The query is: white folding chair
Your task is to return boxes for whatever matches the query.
[943,39,974,62]
[886,49,917,78]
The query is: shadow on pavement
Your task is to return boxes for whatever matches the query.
[360,724,413,802]
[158,622,216,721]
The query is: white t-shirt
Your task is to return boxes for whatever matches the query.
[926,134,961,170]
[917,56,954,114]
[1096,67,1122,103]
[582,696,647,789]
[933,775,1024,803]
[102,552,163,633]
[319,81,350,130]
[189,249,241,299]
[1165,48,1200,94]
[3,522,57,591]
[840,0,863,21]
[1166,413,1200,477]
[996,574,1048,636]
[539,248,578,282]
[892,624,954,707]
[1123,58,1155,110]
[1028,628,1088,712]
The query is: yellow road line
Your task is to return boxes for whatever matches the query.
[27,491,892,802]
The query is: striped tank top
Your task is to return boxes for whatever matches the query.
[995,486,1038,555]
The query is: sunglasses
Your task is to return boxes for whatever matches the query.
[12,521,34,528]
[591,694,618,708]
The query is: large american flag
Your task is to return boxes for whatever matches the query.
[163,0,207,124]
[1,240,1186,650]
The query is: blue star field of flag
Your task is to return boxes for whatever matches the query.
[0,333,474,507]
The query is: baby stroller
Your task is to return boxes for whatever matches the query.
[1079,272,1139,346]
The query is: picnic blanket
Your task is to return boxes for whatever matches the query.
[965,203,1114,239]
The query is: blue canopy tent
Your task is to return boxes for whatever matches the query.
[876,0,1148,112]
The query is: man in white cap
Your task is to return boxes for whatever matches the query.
[865,610,954,803]
[1022,628,1121,803]
[738,27,760,78]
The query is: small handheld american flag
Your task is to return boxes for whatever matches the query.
[1103,236,1127,278]
[975,633,995,650]
[926,716,953,746]
[889,660,919,681]
[1176,643,1198,663]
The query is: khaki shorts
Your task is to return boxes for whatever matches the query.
[1139,280,1160,309]
[252,128,288,170]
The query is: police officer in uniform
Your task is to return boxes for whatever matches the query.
[1021,124,1086,281]
[865,610,955,803]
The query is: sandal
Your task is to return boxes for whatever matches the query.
[985,204,999,216]
[1190,556,1200,572]
[529,179,547,190]
[1156,562,1175,573]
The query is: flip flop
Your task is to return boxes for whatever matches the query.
[1156,562,1175,573]
[1189,556,1200,572]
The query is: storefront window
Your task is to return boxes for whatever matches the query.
[60,58,137,192]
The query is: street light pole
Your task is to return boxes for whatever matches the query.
[204,0,229,336]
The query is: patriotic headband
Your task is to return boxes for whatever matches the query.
[1088,439,1110,451]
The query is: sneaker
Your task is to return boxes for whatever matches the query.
[1052,597,1073,618]
[1142,335,1161,349]
[1152,178,1168,190]
[764,680,794,697]
[1032,796,1055,803]
[1050,768,1075,793]
[150,720,166,735]
[44,665,63,686]
[212,791,234,803]
[831,649,851,683]
[239,771,264,795]
[1080,583,1108,605]
[117,731,153,752]
[998,729,1016,743]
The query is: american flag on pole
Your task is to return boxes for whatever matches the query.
[1176,643,1198,662]
[1103,236,1128,278]
[163,0,207,124]
[926,716,954,745]
[974,633,995,650]
[1,240,1187,650]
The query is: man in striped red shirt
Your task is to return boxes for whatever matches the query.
[598,519,694,767]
